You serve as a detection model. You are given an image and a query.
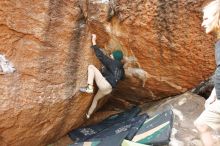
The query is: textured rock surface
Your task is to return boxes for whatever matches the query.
[111,0,215,101]
[0,0,216,145]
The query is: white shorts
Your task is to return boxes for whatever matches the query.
[195,99,220,130]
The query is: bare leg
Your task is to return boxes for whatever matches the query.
[87,65,96,85]
[86,65,112,118]
[87,64,113,88]
[194,122,215,146]
[80,65,103,93]
[87,90,106,117]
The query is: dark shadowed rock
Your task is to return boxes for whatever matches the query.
[192,76,214,99]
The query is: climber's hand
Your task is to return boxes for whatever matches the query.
[92,34,96,45]
[92,34,96,40]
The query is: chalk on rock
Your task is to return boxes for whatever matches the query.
[0,54,16,74]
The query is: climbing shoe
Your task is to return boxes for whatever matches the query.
[79,85,94,94]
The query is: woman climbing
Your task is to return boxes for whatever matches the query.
[80,34,125,119]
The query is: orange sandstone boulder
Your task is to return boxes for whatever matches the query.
[0,0,215,145]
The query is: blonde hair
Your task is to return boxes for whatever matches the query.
[203,0,220,32]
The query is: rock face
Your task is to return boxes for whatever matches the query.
[0,0,216,145]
